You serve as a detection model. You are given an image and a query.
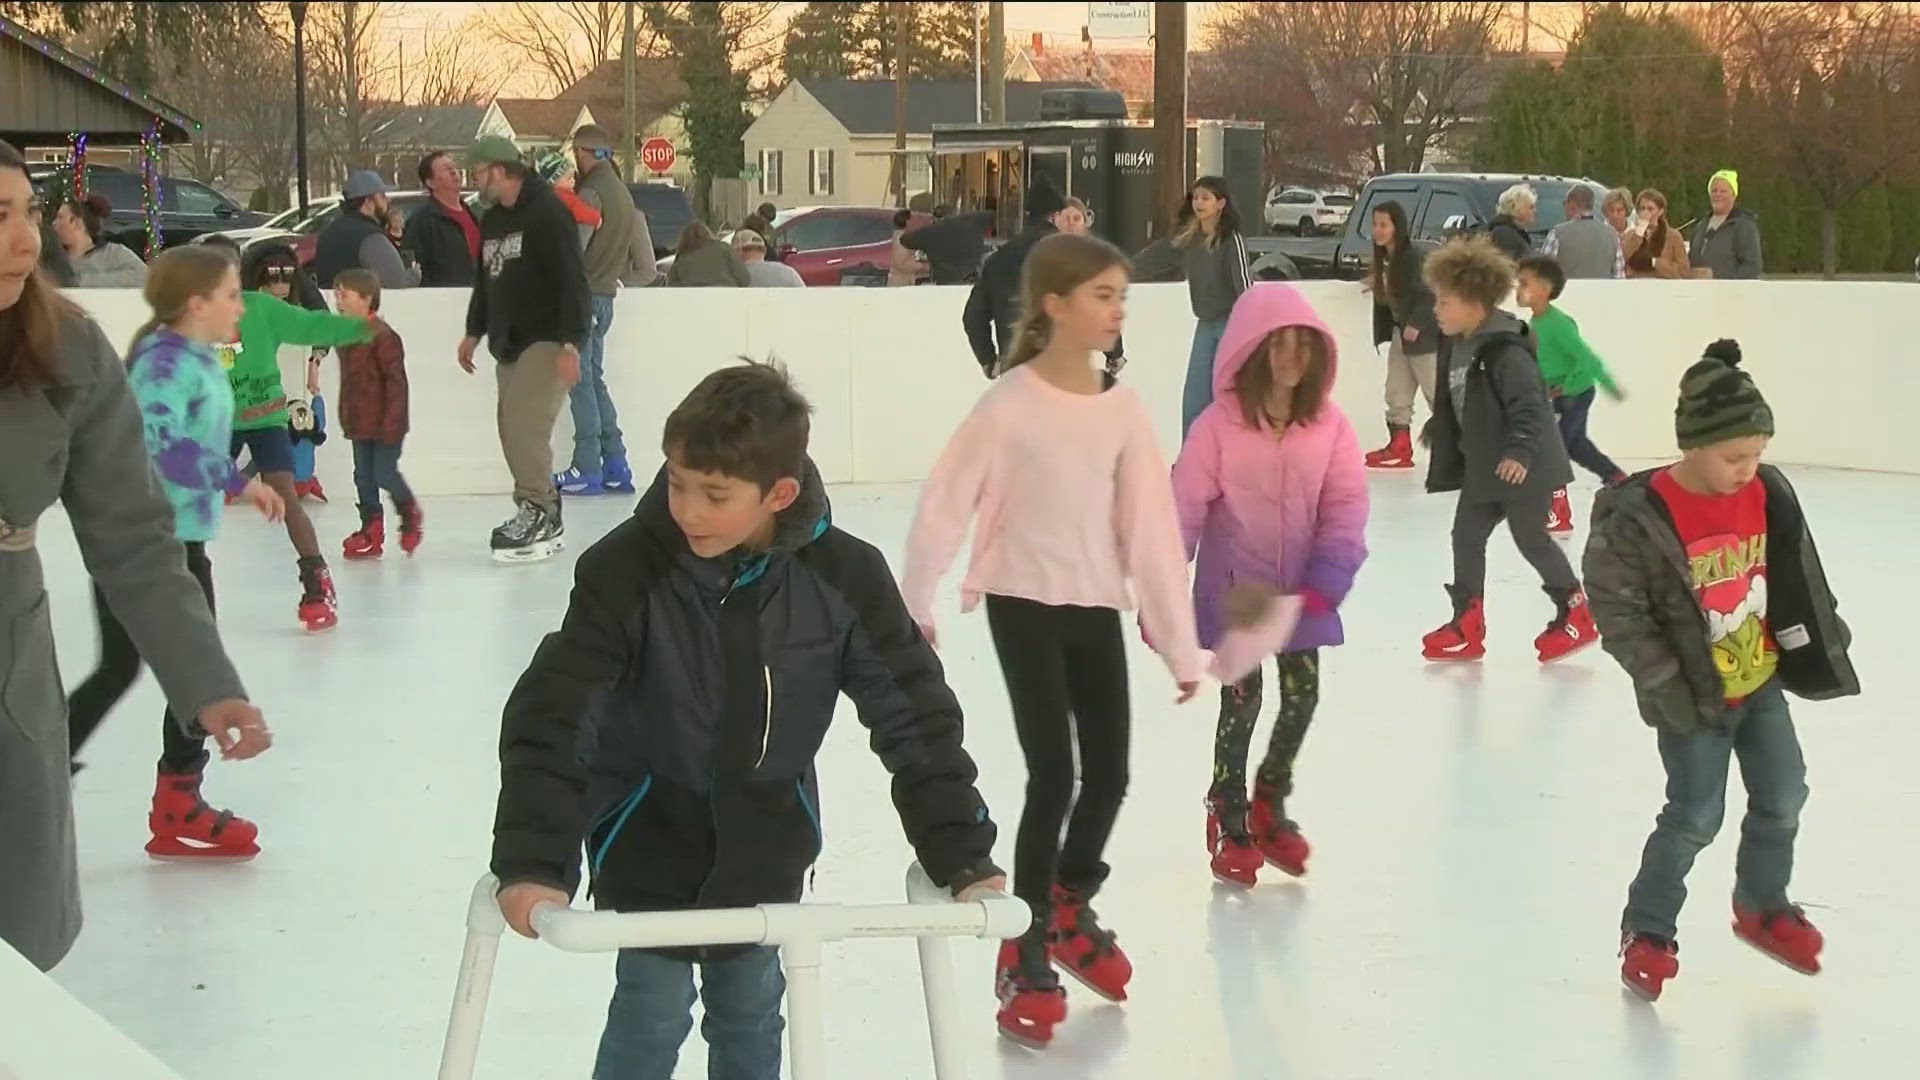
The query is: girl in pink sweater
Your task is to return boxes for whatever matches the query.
[1174,283,1370,888]
[903,233,1204,1049]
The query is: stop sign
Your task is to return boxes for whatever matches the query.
[641,137,676,174]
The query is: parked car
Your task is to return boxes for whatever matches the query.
[202,197,341,251]
[1264,187,1354,235]
[768,206,930,287]
[629,182,696,258]
[206,190,475,267]
[1318,172,1609,279]
[32,164,268,250]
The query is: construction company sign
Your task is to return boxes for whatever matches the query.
[1087,2,1151,39]
[1114,149,1154,175]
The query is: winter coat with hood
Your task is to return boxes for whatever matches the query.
[1424,310,1573,501]
[490,461,1001,959]
[1173,284,1370,653]
[1583,464,1857,735]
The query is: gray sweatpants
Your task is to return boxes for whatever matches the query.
[1451,488,1578,595]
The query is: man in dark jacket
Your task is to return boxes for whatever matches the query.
[491,362,1004,1077]
[1417,236,1586,663]
[961,182,1123,377]
[901,205,992,285]
[401,150,480,287]
[457,136,590,563]
[1583,339,1854,1000]
[311,170,417,289]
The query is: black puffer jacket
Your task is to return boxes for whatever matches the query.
[490,461,1001,956]
[962,222,1123,377]
[1583,465,1858,735]
[1486,215,1533,262]
[1424,313,1572,501]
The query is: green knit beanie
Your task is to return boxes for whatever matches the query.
[1676,339,1773,449]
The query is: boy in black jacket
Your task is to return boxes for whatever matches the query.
[1418,236,1596,663]
[1585,341,1857,1001]
[491,361,1004,1079]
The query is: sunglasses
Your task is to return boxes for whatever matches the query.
[263,266,296,282]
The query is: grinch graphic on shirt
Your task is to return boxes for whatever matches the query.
[1686,531,1778,700]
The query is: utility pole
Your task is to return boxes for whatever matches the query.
[1151,1,1186,237]
[292,0,310,213]
[892,1,909,206]
[986,2,1005,122]
[1521,0,1532,54]
[974,1,983,123]
[623,0,637,181]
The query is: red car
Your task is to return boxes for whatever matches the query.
[767,206,930,287]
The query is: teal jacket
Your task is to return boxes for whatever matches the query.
[128,327,250,542]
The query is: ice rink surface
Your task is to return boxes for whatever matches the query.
[37,466,1917,1079]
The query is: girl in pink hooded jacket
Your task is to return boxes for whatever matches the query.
[1173,283,1370,887]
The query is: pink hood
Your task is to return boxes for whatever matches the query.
[1209,282,1340,419]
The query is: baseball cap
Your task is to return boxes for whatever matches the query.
[731,229,766,250]
[465,135,522,169]
[342,170,388,199]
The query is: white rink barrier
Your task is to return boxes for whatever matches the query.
[0,940,186,1080]
[66,278,1920,496]
[438,865,1031,1080]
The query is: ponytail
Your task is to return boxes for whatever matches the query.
[127,244,236,364]
[994,233,1130,377]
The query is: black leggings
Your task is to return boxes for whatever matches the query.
[1451,490,1578,596]
[68,541,211,772]
[984,595,1130,911]
[1213,650,1320,803]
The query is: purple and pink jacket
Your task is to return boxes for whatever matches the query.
[1173,283,1371,654]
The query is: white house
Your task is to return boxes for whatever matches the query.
[742,78,1089,209]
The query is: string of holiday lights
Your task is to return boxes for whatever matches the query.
[67,133,87,201]
[140,119,163,257]
[0,15,200,136]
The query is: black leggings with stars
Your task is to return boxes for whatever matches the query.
[1212,650,1320,807]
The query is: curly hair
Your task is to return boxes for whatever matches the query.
[1422,234,1514,310]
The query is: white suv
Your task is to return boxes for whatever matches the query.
[1264,187,1354,235]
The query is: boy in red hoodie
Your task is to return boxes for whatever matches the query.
[331,269,421,557]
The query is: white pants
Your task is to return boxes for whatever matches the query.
[1383,338,1438,428]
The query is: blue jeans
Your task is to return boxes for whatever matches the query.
[593,946,785,1080]
[1622,682,1808,941]
[1553,387,1622,481]
[1181,317,1230,439]
[351,439,413,511]
[570,294,626,473]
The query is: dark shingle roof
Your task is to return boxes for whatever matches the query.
[798,79,1094,135]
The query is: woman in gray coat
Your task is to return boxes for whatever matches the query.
[0,140,270,972]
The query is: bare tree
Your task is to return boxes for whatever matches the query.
[412,25,506,106]
[1722,2,1920,275]
[1194,9,1372,186]
[307,0,405,180]
[1205,2,1507,175]
[480,1,668,94]
[155,15,296,193]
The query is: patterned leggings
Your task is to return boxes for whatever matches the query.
[1212,650,1321,799]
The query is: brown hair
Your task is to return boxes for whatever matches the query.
[662,358,812,491]
[334,267,382,311]
[0,139,83,392]
[127,245,238,361]
[998,232,1131,375]
[1636,187,1668,211]
[1232,326,1329,430]
[676,220,715,258]
[1422,234,1514,310]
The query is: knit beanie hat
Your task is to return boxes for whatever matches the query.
[1676,339,1773,449]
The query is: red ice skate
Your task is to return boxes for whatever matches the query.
[1619,932,1679,1001]
[1536,588,1599,664]
[147,765,259,860]
[1421,586,1486,661]
[342,512,384,560]
[1047,884,1132,1002]
[1364,425,1415,470]
[995,934,1067,1048]
[298,559,338,631]
[295,477,329,503]
[1249,781,1311,877]
[1547,487,1575,536]
[1733,904,1823,975]
[396,499,425,555]
[1204,790,1263,888]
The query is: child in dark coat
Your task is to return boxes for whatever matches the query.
[331,269,420,558]
[1417,236,1594,664]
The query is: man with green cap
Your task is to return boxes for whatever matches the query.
[457,134,591,563]
[1584,338,1856,1002]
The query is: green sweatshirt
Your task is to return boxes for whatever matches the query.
[217,291,372,431]
[1529,303,1618,398]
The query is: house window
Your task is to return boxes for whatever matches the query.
[759,149,784,196]
[905,153,930,197]
[808,149,834,196]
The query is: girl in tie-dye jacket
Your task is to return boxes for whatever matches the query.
[1172,282,1371,886]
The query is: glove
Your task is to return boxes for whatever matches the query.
[1299,589,1333,617]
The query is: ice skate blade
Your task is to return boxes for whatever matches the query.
[1422,650,1484,662]
[996,1022,1052,1050]
[301,614,337,633]
[1261,856,1307,878]
[1538,638,1598,664]
[1210,867,1256,888]
[493,539,564,565]
[145,840,258,862]
[1050,959,1128,1003]
[1734,933,1821,976]
[1620,972,1663,1002]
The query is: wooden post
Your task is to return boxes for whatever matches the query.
[1152,2,1187,237]
[986,2,1005,122]
[623,1,637,181]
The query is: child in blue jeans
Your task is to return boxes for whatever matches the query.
[489,361,1005,1078]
